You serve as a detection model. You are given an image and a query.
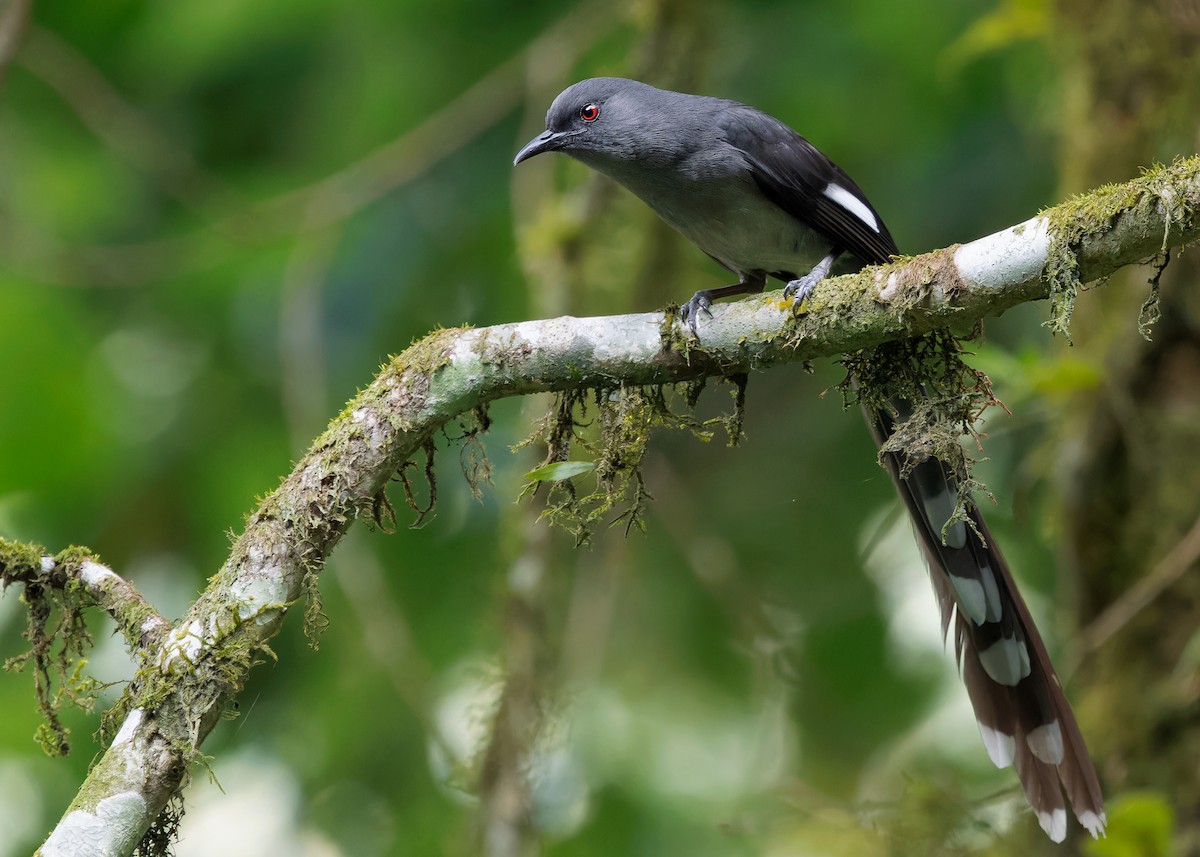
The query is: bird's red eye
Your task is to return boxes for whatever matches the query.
[579,103,600,122]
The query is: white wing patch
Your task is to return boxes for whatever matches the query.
[824,183,881,233]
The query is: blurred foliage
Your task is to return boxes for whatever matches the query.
[1083,793,1173,857]
[0,0,1191,855]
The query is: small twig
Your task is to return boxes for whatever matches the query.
[1073,512,1200,665]
[1,540,171,654]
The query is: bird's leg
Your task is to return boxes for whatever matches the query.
[679,274,765,336]
[783,250,841,307]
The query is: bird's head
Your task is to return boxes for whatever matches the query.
[513,78,661,166]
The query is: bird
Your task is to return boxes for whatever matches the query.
[514,77,1105,842]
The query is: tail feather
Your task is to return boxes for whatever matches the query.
[865,402,1105,841]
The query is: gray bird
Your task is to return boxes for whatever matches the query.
[514,77,896,328]
[515,77,1105,842]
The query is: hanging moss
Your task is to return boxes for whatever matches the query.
[1041,156,1199,339]
[454,405,494,501]
[1138,249,1171,340]
[1042,178,1143,339]
[841,329,1002,539]
[0,540,103,757]
[515,377,746,544]
[133,794,184,857]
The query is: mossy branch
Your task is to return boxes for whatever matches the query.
[1,540,170,757]
[30,156,1200,856]
[0,541,171,652]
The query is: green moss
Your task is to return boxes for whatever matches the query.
[95,617,278,856]
[325,326,462,434]
[1042,155,1200,339]
[658,302,694,357]
[842,330,1000,539]
[301,571,330,650]
[517,378,746,544]
[0,540,102,757]
[1043,181,1140,339]
[778,255,922,351]
[0,537,44,576]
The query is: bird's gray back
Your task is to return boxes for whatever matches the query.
[563,87,832,279]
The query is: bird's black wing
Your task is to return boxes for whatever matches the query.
[720,106,899,265]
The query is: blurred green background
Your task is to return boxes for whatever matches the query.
[2,1,1198,855]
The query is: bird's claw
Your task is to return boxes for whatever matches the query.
[783,274,819,311]
[679,291,713,336]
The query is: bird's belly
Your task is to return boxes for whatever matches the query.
[649,188,828,280]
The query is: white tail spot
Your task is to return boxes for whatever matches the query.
[949,575,986,624]
[978,635,1031,686]
[1037,808,1067,843]
[977,722,1015,768]
[979,563,1003,623]
[1027,720,1064,764]
[1079,810,1107,839]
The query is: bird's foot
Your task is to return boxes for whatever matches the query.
[783,273,822,312]
[679,290,714,336]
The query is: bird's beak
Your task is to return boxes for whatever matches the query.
[513,129,572,166]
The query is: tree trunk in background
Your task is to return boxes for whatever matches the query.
[483,3,715,854]
[1053,0,1200,847]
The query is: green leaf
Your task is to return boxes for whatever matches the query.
[523,461,596,482]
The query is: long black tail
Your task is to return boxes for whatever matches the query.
[865,401,1105,842]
